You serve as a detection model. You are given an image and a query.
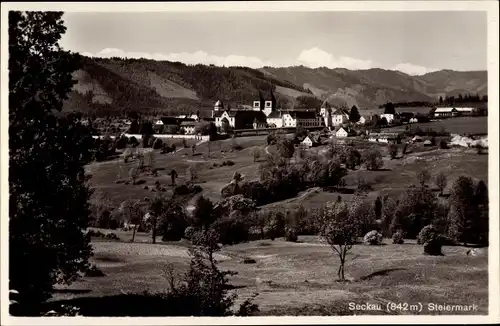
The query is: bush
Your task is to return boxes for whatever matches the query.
[392,231,404,244]
[417,225,443,255]
[184,226,199,240]
[115,135,129,150]
[363,230,383,245]
[362,149,383,170]
[211,214,250,245]
[439,139,448,149]
[152,138,164,150]
[222,160,235,166]
[85,264,105,277]
[284,228,298,242]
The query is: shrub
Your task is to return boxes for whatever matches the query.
[388,144,398,159]
[363,230,383,245]
[105,233,120,240]
[222,160,235,166]
[85,264,106,277]
[152,138,164,150]
[211,214,250,245]
[362,149,383,170]
[417,225,443,255]
[392,231,404,244]
[115,135,129,150]
[284,228,298,242]
[242,258,256,264]
[439,139,448,149]
[184,226,199,240]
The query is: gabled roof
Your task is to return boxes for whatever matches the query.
[282,111,317,119]
[267,111,282,119]
[332,108,350,116]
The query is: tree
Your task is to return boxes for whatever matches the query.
[148,195,166,244]
[439,96,443,104]
[250,147,261,162]
[417,170,431,188]
[349,105,361,123]
[129,167,139,185]
[362,149,383,170]
[317,200,363,281]
[374,196,382,221]
[187,165,198,183]
[345,148,361,170]
[119,200,143,242]
[435,172,447,196]
[192,196,218,231]
[384,102,395,114]
[388,144,398,159]
[9,11,94,308]
[447,176,485,245]
[276,139,295,159]
[169,169,178,186]
[221,117,231,134]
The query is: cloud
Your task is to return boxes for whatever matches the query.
[391,63,439,76]
[83,47,437,75]
[85,48,275,68]
[296,47,373,70]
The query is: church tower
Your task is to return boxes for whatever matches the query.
[213,100,223,118]
[262,89,276,116]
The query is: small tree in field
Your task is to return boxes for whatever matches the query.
[362,149,383,170]
[388,144,398,159]
[129,167,139,185]
[120,199,143,242]
[251,147,261,162]
[435,172,447,196]
[187,164,198,183]
[417,170,431,188]
[169,169,178,186]
[148,195,165,244]
[316,200,362,281]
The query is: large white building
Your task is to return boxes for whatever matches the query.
[434,107,475,118]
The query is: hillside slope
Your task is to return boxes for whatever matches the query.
[63,57,487,115]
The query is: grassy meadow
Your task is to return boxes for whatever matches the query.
[67,120,490,316]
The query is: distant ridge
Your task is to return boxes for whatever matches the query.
[64,55,487,116]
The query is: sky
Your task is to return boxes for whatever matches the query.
[59,11,487,76]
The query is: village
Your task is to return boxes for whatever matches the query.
[84,88,487,153]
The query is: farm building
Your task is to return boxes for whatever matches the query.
[434,107,475,118]
[380,113,396,124]
[301,135,320,148]
[368,132,400,144]
[331,108,350,126]
[180,121,197,135]
[336,127,356,138]
[357,116,366,125]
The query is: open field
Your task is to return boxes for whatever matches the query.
[51,236,488,315]
[385,116,488,136]
[85,133,488,212]
[70,121,491,316]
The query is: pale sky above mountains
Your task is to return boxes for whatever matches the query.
[60,11,487,76]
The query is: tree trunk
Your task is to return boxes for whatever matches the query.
[152,221,157,244]
[131,225,137,242]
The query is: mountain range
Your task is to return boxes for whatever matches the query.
[63,56,487,116]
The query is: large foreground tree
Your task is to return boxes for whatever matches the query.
[9,11,94,309]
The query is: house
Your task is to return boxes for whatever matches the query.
[266,111,284,128]
[180,121,197,135]
[357,116,366,125]
[253,90,276,116]
[214,110,236,128]
[301,135,320,148]
[281,110,323,128]
[154,119,164,126]
[433,107,457,117]
[335,127,356,138]
[380,113,395,124]
[368,132,400,143]
[409,117,418,123]
[331,108,350,126]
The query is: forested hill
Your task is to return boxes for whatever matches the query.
[63,56,487,117]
